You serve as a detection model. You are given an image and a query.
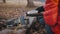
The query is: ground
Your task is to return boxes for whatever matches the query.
[0,3,37,34]
[0,1,46,34]
[0,29,26,34]
[0,3,37,19]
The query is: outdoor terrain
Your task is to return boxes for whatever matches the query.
[0,0,45,34]
[0,3,37,19]
[0,2,37,34]
[0,0,44,19]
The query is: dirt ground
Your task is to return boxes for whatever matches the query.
[0,29,26,34]
[0,3,37,19]
[0,2,42,34]
[0,3,37,34]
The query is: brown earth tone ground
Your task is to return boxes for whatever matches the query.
[0,3,37,34]
[0,1,46,34]
[0,3,37,19]
[0,29,26,34]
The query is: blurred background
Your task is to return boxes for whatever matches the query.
[0,0,46,34]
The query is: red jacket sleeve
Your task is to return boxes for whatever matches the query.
[43,0,58,26]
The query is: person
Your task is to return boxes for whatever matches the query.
[36,6,54,34]
[43,0,60,34]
